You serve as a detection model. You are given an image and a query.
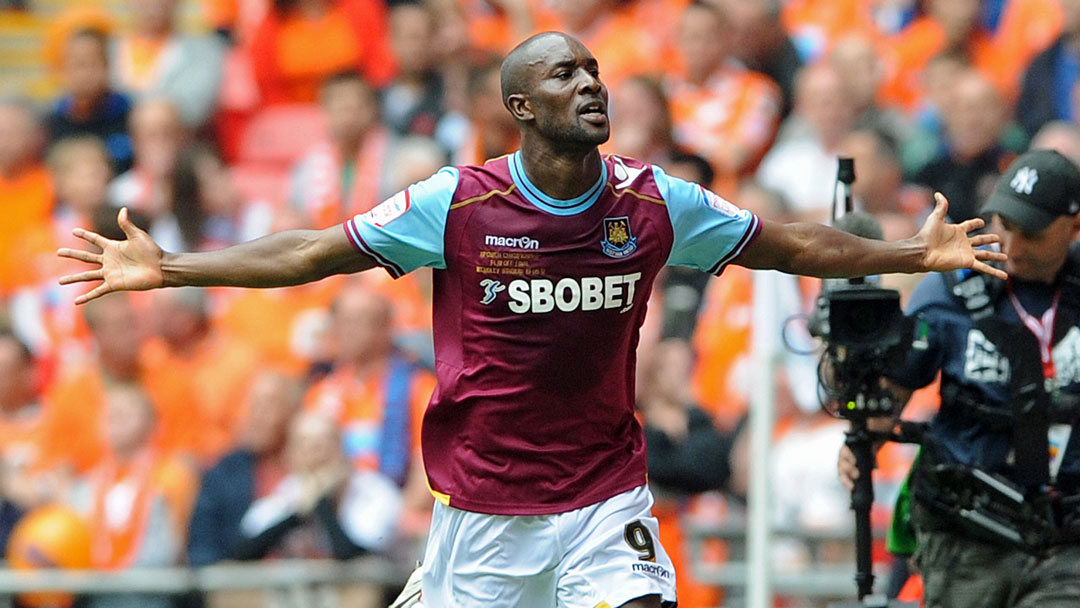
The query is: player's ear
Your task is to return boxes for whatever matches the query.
[505,94,533,122]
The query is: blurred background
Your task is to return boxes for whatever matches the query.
[0,0,1077,606]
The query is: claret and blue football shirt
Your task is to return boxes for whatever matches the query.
[344,152,759,515]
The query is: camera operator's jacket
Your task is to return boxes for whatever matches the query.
[889,245,1080,489]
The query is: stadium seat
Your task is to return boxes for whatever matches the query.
[237,104,327,169]
[231,163,290,208]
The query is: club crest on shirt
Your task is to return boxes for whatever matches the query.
[601,216,638,258]
[364,190,411,227]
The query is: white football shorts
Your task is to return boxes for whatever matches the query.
[420,484,677,608]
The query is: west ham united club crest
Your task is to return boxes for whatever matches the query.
[601,216,638,258]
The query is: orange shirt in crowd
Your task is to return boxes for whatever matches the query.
[0,399,90,477]
[0,166,54,295]
[653,498,721,608]
[212,277,344,376]
[86,448,197,569]
[140,334,262,463]
[44,362,204,469]
[539,9,666,91]
[667,64,781,198]
[880,17,1025,111]
[304,360,435,470]
[691,267,752,428]
[782,0,878,60]
[457,0,548,56]
[293,129,391,230]
[248,0,395,104]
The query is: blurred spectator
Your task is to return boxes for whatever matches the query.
[667,0,781,196]
[757,62,855,220]
[201,0,270,44]
[304,285,434,485]
[908,69,1022,222]
[249,0,395,104]
[46,27,134,173]
[642,340,745,497]
[169,143,274,252]
[546,0,665,90]
[1016,0,1080,137]
[188,370,301,566]
[0,333,75,519]
[50,136,114,232]
[781,0,877,62]
[828,34,911,145]
[290,71,392,228]
[44,292,200,467]
[0,101,53,297]
[381,2,464,153]
[657,152,714,342]
[609,76,676,166]
[70,384,197,608]
[231,411,403,559]
[453,58,519,165]
[108,97,187,250]
[717,0,803,118]
[211,208,340,377]
[907,49,970,138]
[141,288,261,463]
[428,0,538,57]
[110,0,225,128]
[1029,119,1080,166]
[837,127,928,218]
[877,0,1051,112]
[6,138,111,363]
[639,338,744,608]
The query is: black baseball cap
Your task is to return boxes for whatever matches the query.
[981,150,1080,233]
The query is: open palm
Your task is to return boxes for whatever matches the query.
[918,193,1008,280]
[57,208,165,305]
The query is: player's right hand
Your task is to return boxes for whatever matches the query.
[837,444,858,492]
[57,207,165,305]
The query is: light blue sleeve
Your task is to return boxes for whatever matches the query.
[654,165,760,274]
[343,167,458,278]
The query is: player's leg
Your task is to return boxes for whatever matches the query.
[421,500,560,608]
[616,593,662,608]
[555,485,678,608]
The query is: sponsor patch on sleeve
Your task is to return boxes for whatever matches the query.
[364,190,411,227]
[701,186,740,217]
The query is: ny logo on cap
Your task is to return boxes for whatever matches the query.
[1010,166,1038,195]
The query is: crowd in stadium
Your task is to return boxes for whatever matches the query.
[1,0,1079,605]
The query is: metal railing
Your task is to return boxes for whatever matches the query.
[0,558,413,607]
[684,518,892,607]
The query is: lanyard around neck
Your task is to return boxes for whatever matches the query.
[1007,281,1061,379]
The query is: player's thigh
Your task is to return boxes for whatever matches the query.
[421,501,559,608]
[555,486,677,608]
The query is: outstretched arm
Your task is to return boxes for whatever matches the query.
[736,193,1007,279]
[58,208,375,304]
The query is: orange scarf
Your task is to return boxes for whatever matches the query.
[88,450,157,569]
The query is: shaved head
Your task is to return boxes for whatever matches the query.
[498,31,610,149]
[500,32,583,107]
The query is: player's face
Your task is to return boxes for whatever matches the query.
[527,38,610,147]
[993,214,1080,283]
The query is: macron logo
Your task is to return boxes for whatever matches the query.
[485,235,540,249]
[613,157,646,189]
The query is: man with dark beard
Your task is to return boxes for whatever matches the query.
[60,32,1004,608]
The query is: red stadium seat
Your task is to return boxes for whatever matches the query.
[237,104,327,169]
[231,163,290,207]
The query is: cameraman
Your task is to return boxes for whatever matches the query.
[838,149,1080,607]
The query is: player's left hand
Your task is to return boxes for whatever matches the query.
[917,192,1007,279]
